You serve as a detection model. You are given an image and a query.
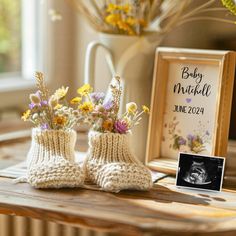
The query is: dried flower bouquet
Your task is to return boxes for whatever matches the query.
[66,0,236,36]
[71,76,150,134]
[22,72,82,130]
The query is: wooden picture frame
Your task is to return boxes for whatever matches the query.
[146,47,236,175]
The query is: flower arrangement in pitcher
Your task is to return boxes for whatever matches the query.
[21,72,82,130]
[70,76,150,134]
[66,0,236,36]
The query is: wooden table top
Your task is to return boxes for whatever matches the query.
[1,131,236,235]
[1,174,236,236]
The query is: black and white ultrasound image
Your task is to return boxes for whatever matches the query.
[176,153,225,191]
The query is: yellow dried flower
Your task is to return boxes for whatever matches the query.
[77,84,93,96]
[106,3,131,13]
[54,86,69,100]
[126,17,136,26]
[120,4,131,13]
[54,104,62,110]
[21,110,31,121]
[102,119,114,132]
[142,105,150,114]
[53,116,67,126]
[106,3,117,13]
[105,14,121,26]
[117,20,135,35]
[126,102,137,114]
[79,101,94,114]
[70,97,82,104]
[139,19,147,27]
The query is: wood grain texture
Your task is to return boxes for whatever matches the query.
[1,128,236,235]
[0,176,236,235]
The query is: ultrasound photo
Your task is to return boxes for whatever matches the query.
[176,153,225,191]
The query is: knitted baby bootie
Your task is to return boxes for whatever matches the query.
[85,131,152,192]
[26,128,85,188]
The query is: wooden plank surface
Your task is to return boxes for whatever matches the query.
[1,130,236,235]
[0,175,236,235]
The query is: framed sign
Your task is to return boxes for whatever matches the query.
[146,47,236,174]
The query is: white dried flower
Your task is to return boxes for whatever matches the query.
[32,113,39,120]
[62,106,68,112]
[73,110,80,116]
[29,94,40,105]
[96,105,105,112]
[126,102,137,114]
[49,95,58,108]
[96,118,103,127]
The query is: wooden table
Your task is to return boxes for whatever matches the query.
[1,133,236,235]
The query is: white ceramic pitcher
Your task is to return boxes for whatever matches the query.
[84,32,163,162]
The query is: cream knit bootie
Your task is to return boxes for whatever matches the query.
[26,128,85,188]
[85,131,152,192]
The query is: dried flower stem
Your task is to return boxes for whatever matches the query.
[90,0,104,19]
[35,72,54,128]
[149,0,163,21]
[66,0,102,31]
[161,1,190,33]
[66,0,236,36]
[35,72,49,101]
[177,16,236,27]
[181,0,216,20]
[188,7,228,14]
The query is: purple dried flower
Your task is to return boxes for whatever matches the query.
[29,103,36,109]
[91,92,105,103]
[40,100,48,106]
[41,123,49,130]
[114,120,128,134]
[35,90,41,98]
[178,136,186,145]
[103,99,113,110]
[187,134,194,141]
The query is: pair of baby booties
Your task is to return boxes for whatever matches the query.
[26,128,152,193]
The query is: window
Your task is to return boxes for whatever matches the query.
[0,0,46,82]
[0,0,77,112]
[0,0,47,108]
[0,0,21,75]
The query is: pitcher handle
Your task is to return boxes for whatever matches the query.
[84,41,115,85]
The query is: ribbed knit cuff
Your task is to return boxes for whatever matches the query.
[88,131,140,164]
[27,128,76,168]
